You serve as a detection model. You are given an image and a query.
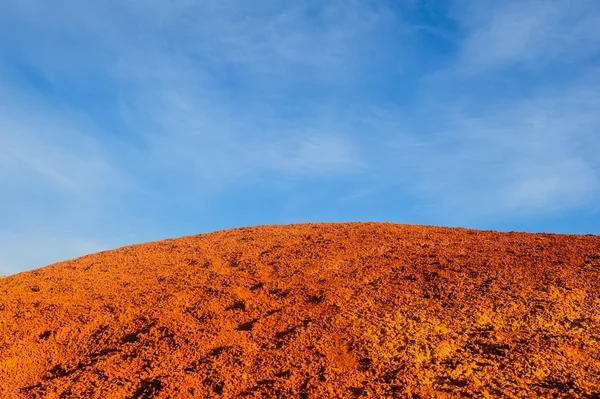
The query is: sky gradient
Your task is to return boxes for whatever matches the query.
[1,0,600,275]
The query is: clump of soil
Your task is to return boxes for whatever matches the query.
[1,222,599,398]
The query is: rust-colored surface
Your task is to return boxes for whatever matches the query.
[1,223,600,398]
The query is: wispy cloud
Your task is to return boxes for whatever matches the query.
[265,134,361,174]
[454,0,600,71]
[384,54,600,222]
[0,0,401,273]
[0,91,121,195]
[1,0,599,273]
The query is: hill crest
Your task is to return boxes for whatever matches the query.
[1,222,599,398]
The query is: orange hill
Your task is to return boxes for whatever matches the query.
[1,223,599,398]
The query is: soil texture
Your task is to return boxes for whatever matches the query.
[1,223,599,398]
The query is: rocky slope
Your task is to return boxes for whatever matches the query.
[1,223,599,398]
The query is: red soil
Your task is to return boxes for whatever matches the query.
[1,223,599,398]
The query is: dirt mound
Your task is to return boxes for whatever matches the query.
[1,223,599,398]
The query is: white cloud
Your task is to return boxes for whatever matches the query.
[383,73,600,222]
[1,0,599,274]
[358,0,600,223]
[265,134,361,174]
[454,0,600,71]
[0,0,392,273]
[0,85,130,196]
[124,0,399,81]
[503,158,597,213]
[0,0,394,187]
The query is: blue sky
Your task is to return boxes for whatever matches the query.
[1,0,600,274]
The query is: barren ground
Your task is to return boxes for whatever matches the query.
[1,223,599,398]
